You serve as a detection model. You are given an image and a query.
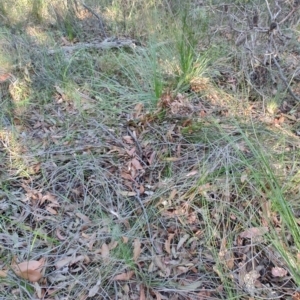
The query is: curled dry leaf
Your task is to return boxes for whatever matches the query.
[113,270,134,281]
[12,258,45,282]
[133,239,142,262]
[292,292,300,300]
[88,279,101,298]
[122,236,129,243]
[177,234,190,251]
[186,170,198,177]
[56,228,67,241]
[271,267,287,277]
[0,270,8,278]
[240,227,268,239]
[164,233,174,255]
[119,191,136,197]
[131,158,143,170]
[88,232,97,251]
[55,257,72,269]
[75,212,91,223]
[101,243,110,262]
[139,284,146,300]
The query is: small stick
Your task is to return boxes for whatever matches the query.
[271,54,300,102]
[81,2,107,38]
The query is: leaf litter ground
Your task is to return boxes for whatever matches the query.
[1,2,300,300]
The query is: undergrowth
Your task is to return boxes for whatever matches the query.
[0,0,300,299]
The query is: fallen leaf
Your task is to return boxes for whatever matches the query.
[12,258,45,282]
[88,279,101,297]
[162,157,181,162]
[0,270,8,277]
[123,136,134,144]
[153,256,169,276]
[186,170,198,177]
[41,193,58,205]
[148,151,156,165]
[240,173,247,183]
[34,282,42,299]
[55,257,72,269]
[177,234,190,250]
[271,267,287,277]
[164,233,174,254]
[134,103,144,117]
[113,270,134,281]
[293,292,300,300]
[131,158,143,170]
[109,240,118,250]
[177,281,202,290]
[88,233,97,251]
[101,243,110,262]
[119,191,136,197]
[76,212,91,223]
[122,236,129,243]
[71,255,86,265]
[140,284,146,300]
[126,147,136,157]
[121,172,133,180]
[46,206,58,215]
[240,227,268,239]
[56,228,67,241]
[133,239,142,262]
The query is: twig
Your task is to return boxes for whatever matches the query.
[81,2,107,38]
[271,54,300,102]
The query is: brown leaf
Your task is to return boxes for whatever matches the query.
[164,233,174,255]
[177,234,190,250]
[139,184,145,194]
[76,212,91,223]
[119,191,136,197]
[108,240,118,250]
[126,147,136,157]
[123,136,134,144]
[55,228,67,241]
[271,267,287,277]
[101,243,110,262]
[133,239,142,262]
[186,170,198,177]
[162,157,181,162]
[46,206,58,215]
[134,103,144,117]
[0,270,8,278]
[240,173,248,183]
[148,151,156,165]
[113,270,134,281]
[122,236,129,243]
[240,227,268,239]
[139,284,146,300]
[153,256,165,271]
[131,158,143,170]
[12,258,45,282]
[88,233,97,251]
[41,193,58,205]
[55,257,72,269]
[292,292,300,300]
[168,189,177,202]
[88,280,101,297]
[121,172,133,180]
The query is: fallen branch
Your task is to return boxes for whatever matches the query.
[48,38,138,54]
